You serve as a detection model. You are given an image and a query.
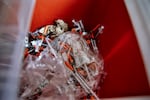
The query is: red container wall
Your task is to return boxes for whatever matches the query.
[30,0,150,98]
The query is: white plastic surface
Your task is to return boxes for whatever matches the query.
[0,0,35,100]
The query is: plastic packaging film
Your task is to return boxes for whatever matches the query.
[20,19,106,100]
[0,0,35,100]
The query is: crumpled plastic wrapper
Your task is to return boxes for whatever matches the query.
[19,19,105,100]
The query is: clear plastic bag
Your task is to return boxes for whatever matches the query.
[20,44,74,100]
[51,32,104,99]
[20,19,105,100]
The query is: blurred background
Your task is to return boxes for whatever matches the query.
[0,0,150,100]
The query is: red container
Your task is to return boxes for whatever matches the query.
[30,0,150,98]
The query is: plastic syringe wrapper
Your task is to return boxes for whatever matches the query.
[19,19,105,100]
